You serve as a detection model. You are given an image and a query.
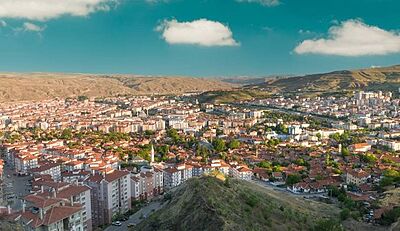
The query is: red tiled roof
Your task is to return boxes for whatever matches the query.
[20,204,82,228]
[43,205,82,225]
[105,170,129,182]
[24,195,63,209]
[57,185,90,199]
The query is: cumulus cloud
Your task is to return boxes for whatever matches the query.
[294,19,400,56]
[0,20,7,27]
[22,22,45,32]
[236,0,280,7]
[0,0,117,21]
[156,19,239,47]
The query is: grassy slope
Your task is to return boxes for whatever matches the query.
[137,177,339,231]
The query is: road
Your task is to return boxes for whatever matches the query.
[105,200,164,231]
[2,161,32,210]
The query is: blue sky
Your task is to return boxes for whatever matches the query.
[0,0,399,77]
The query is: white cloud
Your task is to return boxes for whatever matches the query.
[156,19,239,47]
[236,0,280,7]
[0,20,7,27]
[145,0,169,3]
[294,19,400,56]
[22,22,45,32]
[0,0,117,21]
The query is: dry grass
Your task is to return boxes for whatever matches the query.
[380,188,400,207]
[254,65,400,94]
[0,73,235,102]
[137,177,340,231]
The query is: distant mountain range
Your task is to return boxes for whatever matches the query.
[248,65,400,94]
[0,73,234,103]
[0,65,399,102]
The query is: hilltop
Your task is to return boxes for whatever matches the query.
[248,65,400,95]
[137,176,342,231]
[191,65,400,104]
[2,64,399,103]
[0,73,235,103]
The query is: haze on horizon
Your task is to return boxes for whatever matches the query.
[0,0,399,77]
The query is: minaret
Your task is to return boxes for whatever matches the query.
[151,144,155,163]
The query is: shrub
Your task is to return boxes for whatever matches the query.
[340,208,350,220]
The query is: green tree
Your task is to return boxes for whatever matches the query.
[330,133,341,142]
[341,147,350,157]
[213,138,226,152]
[258,161,272,169]
[276,124,288,134]
[360,153,377,164]
[167,129,181,143]
[60,128,73,140]
[313,219,344,231]
[77,95,88,101]
[286,174,301,185]
[380,169,400,187]
[340,208,350,220]
[380,207,400,226]
[228,139,241,149]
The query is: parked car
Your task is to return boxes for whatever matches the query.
[112,221,122,226]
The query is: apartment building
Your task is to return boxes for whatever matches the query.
[163,167,181,189]
[130,166,163,201]
[346,169,370,186]
[30,162,62,182]
[14,153,39,175]
[380,140,400,151]
[18,194,84,231]
[229,165,253,181]
[28,180,93,231]
[57,185,93,231]
[85,169,131,227]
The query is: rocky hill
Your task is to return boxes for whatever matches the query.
[137,176,342,231]
[0,73,235,103]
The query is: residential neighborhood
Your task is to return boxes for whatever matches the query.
[0,90,399,230]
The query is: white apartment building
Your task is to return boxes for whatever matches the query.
[14,154,39,175]
[380,140,400,151]
[30,162,62,182]
[229,165,253,181]
[163,167,181,189]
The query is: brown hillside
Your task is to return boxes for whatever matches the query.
[251,65,400,93]
[0,73,235,102]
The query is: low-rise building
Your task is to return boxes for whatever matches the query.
[346,169,370,186]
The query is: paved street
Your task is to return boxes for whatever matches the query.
[2,161,32,210]
[105,200,164,231]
